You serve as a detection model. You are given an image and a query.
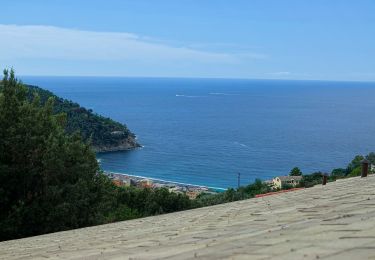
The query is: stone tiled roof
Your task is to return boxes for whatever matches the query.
[1,176,375,259]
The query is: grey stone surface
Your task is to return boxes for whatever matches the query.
[1,176,375,259]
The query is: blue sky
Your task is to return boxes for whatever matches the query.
[1,0,374,80]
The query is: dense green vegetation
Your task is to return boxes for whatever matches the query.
[0,70,107,240]
[333,153,375,178]
[326,153,374,179]
[293,152,374,188]
[289,167,302,176]
[195,179,272,206]
[24,84,139,151]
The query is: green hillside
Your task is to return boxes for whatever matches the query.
[24,84,140,152]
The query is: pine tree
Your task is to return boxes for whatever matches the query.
[0,69,111,240]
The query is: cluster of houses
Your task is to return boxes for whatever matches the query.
[106,172,212,199]
[109,171,303,197]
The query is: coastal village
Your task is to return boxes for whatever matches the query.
[106,171,307,199]
[106,162,375,199]
[105,172,217,199]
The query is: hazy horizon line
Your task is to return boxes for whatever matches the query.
[18,74,375,84]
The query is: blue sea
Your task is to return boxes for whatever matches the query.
[21,76,375,189]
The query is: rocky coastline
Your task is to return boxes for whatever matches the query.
[94,135,141,153]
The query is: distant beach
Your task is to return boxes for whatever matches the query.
[104,171,226,193]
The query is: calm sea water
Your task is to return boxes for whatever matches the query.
[21,76,375,188]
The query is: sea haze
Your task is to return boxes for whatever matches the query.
[21,76,375,189]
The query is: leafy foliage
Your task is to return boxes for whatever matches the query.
[346,155,364,175]
[300,172,323,188]
[366,152,375,165]
[296,152,374,188]
[289,167,302,176]
[194,179,272,207]
[331,168,346,178]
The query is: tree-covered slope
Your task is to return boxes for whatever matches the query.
[24,84,140,152]
[0,70,191,241]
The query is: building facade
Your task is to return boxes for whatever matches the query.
[272,176,302,189]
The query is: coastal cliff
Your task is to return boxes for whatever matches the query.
[25,84,141,152]
[93,134,141,152]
